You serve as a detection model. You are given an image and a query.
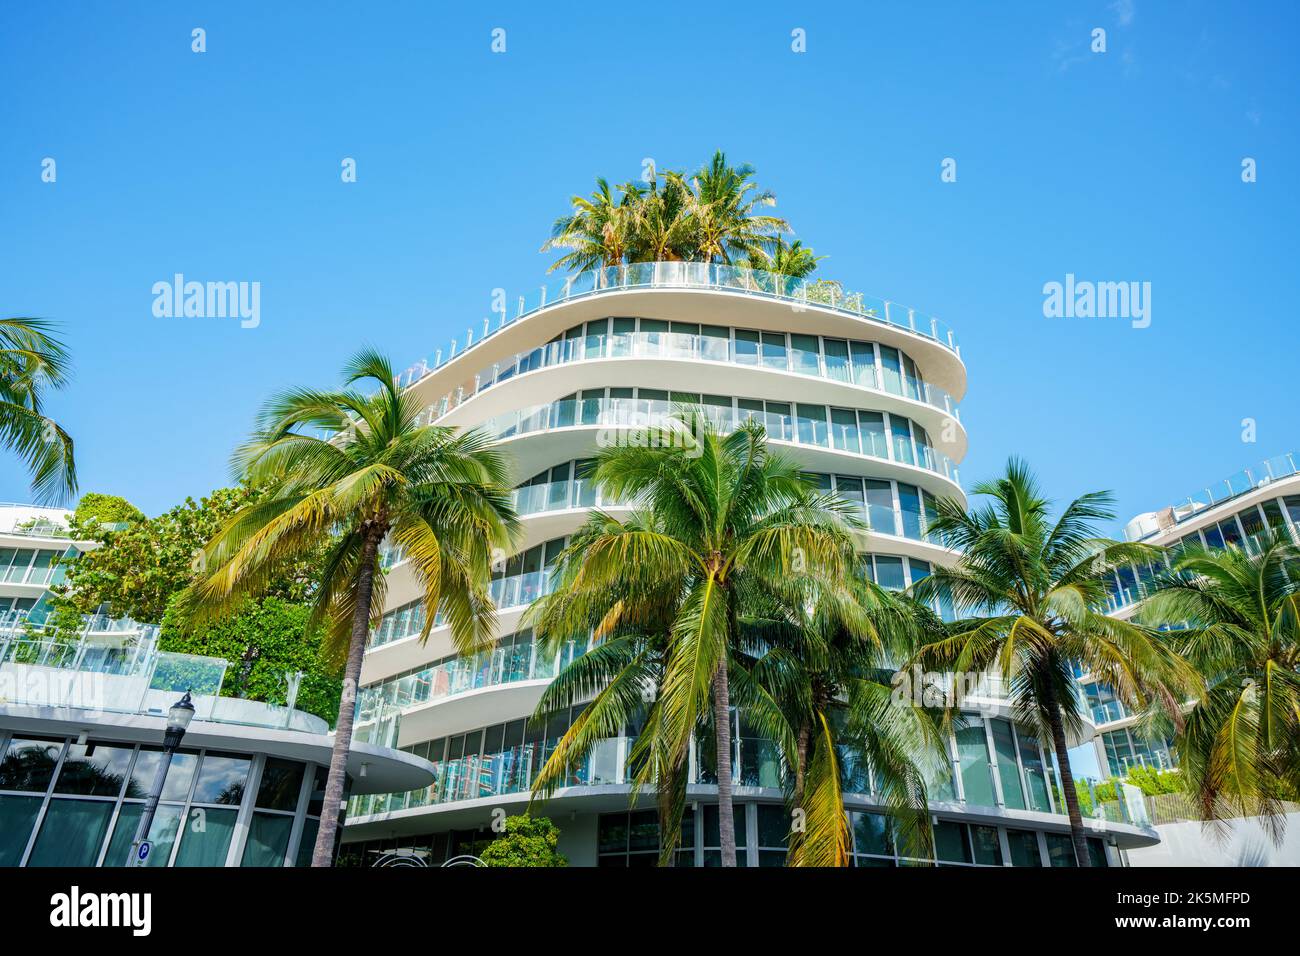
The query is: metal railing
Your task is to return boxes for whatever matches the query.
[393,261,961,389]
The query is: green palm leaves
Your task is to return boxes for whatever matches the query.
[180,348,517,865]
[1139,532,1300,835]
[541,151,809,276]
[1,317,77,503]
[910,457,1198,866]
[524,409,945,865]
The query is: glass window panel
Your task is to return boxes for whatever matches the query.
[1202,523,1225,550]
[53,742,134,797]
[898,483,923,539]
[851,811,892,856]
[849,341,877,388]
[864,480,896,535]
[756,805,788,848]
[890,417,916,465]
[796,404,828,446]
[256,758,305,811]
[834,476,865,520]
[1,737,63,792]
[971,825,1003,866]
[789,334,821,375]
[703,804,747,847]
[1007,829,1042,867]
[627,809,659,853]
[173,807,238,866]
[829,408,860,453]
[761,332,787,370]
[991,719,1026,810]
[241,812,295,867]
[1045,833,1077,867]
[1218,518,1243,550]
[1017,734,1052,811]
[295,817,320,867]
[823,338,850,382]
[27,799,115,866]
[956,722,997,807]
[1087,837,1108,868]
[859,411,887,458]
[874,556,906,591]
[598,812,629,854]
[103,802,184,867]
[878,345,903,394]
[734,329,760,365]
[192,752,251,805]
[764,402,792,442]
[933,821,971,863]
[0,794,43,865]
[124,748,198,804]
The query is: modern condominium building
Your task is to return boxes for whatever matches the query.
[1083,452,1300,778]
[344,262,1159,867]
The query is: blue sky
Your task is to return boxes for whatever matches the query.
[2,0,1296,536]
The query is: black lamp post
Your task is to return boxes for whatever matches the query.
[126,690,195,866]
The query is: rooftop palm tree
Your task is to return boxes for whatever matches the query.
[747,236,823,280]
[910,458,1199,865]
[541,177,643,274]
[688,150,790,265]
[523,410,855,865]
[1138,531,1300,837]
[1,317,76,503]
[627,171,696,263]
[740,574,946,866]
[178,349,517,865]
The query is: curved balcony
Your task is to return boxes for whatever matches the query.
[423,324,962,428]
[477,393,962,493]
[397,261,962,393]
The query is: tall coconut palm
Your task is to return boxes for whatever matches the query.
[541,177,643,274]
[522,410,855,865]
[909,458,1199,865]
[688,150,790,265]
[739,574,946,866]
[177,349,517,865]
[1139,531,1300,836]
[1,317,76,503]
[747,236,823,279]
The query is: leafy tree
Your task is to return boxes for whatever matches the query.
[1139,531,1300,836]
[541,177,644,273]
[73,492,143,527]
[477,815,568,867]
[159,596,342,723]
[179,349,516,866]
[1,317,76,503]
[747,236,823,279]
[910,459,1200,865]
[685,150,789,264]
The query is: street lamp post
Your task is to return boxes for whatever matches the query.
[126,691,195,867]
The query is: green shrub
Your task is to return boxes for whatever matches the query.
[477,815,568,868]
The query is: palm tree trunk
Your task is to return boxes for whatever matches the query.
[793,721,810,805]
[712,662,738,866]
[1044,682,1092,867]
[310,525,384,867]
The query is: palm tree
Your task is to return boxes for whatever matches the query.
[522,410,855,865]
[910,458,1199,865]
[1,317,76,502]
[178,349,517,866]
[1139,531,1300,835]
[747,236,823,279]
[688,150,790,265]
[739,574,946,865]
[627,171,696,263]
[541,177,643,274]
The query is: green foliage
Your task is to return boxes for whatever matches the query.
[1,317,77,503]
[158,597,341,723]
[52,485,322,626]
[476,815,567,868]
[73,492,143,527]
[1076,766,1183,815]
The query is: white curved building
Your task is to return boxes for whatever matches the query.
[1085,452,1300,777]
[343,263,1157,866]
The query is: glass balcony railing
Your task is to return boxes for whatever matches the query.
[1126,451,1300,541]
[475,395,961,487]
[424,327,962,423]
[393,261,961,389]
